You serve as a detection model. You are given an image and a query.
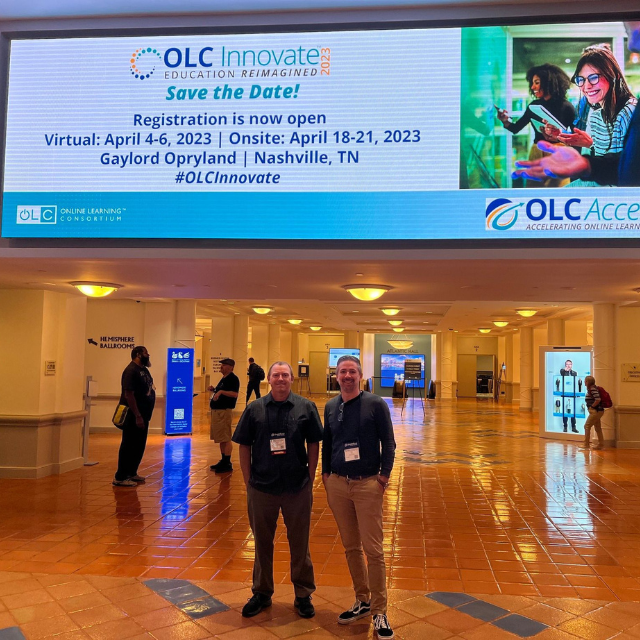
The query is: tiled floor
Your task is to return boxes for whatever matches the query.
[1,396,640,638]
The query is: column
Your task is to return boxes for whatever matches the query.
[344,331,359,349]
[233,315,250,412]
[520,326,533,411]
[440,332,456,399]
[547,318,565,345]
[505,333,514,402]
[593,303,615,444]
[268,324,282,368]
[174,300,196,347]
[0,290,87,478]
[434,333,442,398]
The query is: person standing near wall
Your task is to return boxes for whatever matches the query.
[209,358,239,473]
[583,376,605,450]
[113,346,155,487]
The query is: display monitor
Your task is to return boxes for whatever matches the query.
[329,348,360,368]
[542,349,592,436]
[380,354,425,388]
[3,18,640,240]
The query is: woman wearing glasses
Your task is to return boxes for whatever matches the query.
[556,45,637,186]
[496,64,575,187]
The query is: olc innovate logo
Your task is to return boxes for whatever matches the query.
[130,46,163,81]
[485,198,522,231]
[16,205,57,225]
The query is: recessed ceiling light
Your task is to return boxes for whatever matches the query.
[388,320,403,326]
[392,327,404,333]
[516,309,538,317]
[309,326,322,331]
[479,328,491,333]
[380,308,401,316]
[355,272,364,276]
[287,319,303,325]
[493,321,509,327]
[252,307,274,315]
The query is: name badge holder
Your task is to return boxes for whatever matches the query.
[270,432,287,455]
[344,440,360,462]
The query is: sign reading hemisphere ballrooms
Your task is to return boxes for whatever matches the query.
[3,21,640,239]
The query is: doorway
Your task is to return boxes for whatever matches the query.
[457,354,497,398]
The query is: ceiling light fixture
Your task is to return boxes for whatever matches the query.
[380,307,401,316]
[387,340,413,349]
[287,319,303,325]
[493,321,509,327]
[516,309,538,317]
[70,281,122,297]
[479,328,491,334]
[388,320,403,326]
[342,284,392,301]
[309,326,322,331]
[392,327,404,333]
[252,307,274,315]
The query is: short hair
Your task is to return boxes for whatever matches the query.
[248,357,255,363]
[565,360,573,365]
[585,375,596,386]
[268,361,294,378]
[131,345,147,360]
[336,355,363,376]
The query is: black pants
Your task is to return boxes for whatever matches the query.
[247,483,315,599]
[563,416,577,431]
[246,380,261,403]
[115,420,149,481]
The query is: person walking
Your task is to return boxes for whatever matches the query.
[246,357,264,403]
[322,355,396,639]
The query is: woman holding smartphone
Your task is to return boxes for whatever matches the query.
[496,63,575,187]
[556,45,637,187]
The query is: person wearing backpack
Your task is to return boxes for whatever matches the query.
[247,357,265,403]
[583,376,605,450]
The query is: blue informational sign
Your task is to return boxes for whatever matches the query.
[165,348,194,435]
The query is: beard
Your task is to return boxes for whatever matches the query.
[141,356,151,367]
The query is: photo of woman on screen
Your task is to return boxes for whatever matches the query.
[555,45,637,187]
[496,63,575,187]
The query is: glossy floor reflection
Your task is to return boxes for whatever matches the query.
[2,397,640,638]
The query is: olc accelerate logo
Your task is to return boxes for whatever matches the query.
[130,46,163,81]
[16,205,57,225]
[485,198,522,231]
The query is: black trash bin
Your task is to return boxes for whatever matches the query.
[427,379,436,399]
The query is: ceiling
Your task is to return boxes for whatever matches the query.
[0,251,636,334]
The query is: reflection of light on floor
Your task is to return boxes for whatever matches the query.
[161,436,192,524]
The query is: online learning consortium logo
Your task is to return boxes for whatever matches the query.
[130,46,163,81]
[16,205,57,225]
[485,198,523,231]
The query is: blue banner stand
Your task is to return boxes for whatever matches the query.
[165,348,194,435]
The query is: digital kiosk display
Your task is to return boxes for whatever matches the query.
[543,350,592,435]
[3,19,640,240]
[329,348,360,367]
[380,354,425,388]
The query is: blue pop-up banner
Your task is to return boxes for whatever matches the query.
[165,348,194,435]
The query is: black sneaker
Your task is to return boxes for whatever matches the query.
[294,596,315,618]
[338,600,371,624]
[209,460,224,471]
[572,428,579,433]
[215,462,233,474]
[373,613,394,639]
[242,593,272,618]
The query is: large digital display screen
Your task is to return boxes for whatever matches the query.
[2,20,640,239]
[329,348,361,367]
[380,354,426,388]
[542,350,592,435]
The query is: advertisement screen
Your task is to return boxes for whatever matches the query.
[543,351,592,434]
[329,348,360,367]
[380,354,425,388]
[2,20,640,239]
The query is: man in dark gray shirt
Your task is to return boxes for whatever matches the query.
[233,361,324,620]
[322,355,396,639]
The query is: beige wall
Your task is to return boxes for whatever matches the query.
[457,336,498,356]
[565,320,590,346]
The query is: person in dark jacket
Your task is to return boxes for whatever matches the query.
[322,355,396,639]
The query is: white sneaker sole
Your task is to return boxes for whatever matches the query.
[338,610,371,625]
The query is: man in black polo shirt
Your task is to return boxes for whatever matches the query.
[323,355,396,639]
[232,361,323,619]
[113,345,155,487]
[208,358,240,474]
